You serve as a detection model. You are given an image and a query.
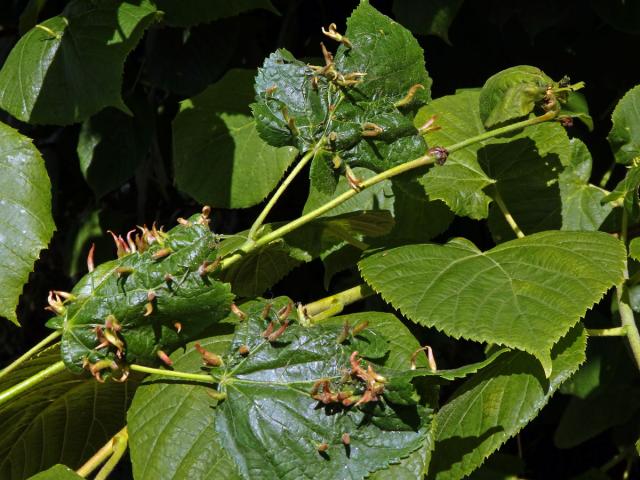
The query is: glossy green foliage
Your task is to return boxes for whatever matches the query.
[360,231,625,375]
[0,0,158,125]
[0,121,55,325]
[0,348,137,479]
[253,1,430,174]
[129,298,436,479]
[50,212,234,372]
[27,465,83,480]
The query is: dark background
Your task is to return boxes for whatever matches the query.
[1,1,639,478]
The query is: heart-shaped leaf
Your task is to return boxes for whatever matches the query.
[0,0,158,125]
[608,84,640,164]
[129,298,435,479]
[359,231,625,375]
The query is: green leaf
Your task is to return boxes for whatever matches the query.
[392,0,463,43]
[27,464,83,480]
[417,90,496,220]
[559,92,593,131]
[484,122,570,242]
[304,166,453,247]
[608,84,640,164]
[559,139,612,231]
[54,213,234,372]
[0,348,137,479]
[479,66,552,128]
[0,121,55,325]
[359,231,625,375]
[145,21,238,97]
[153,0,276,27]
[427,325,587,480]
[0,0,158,125]
[173,69,297,209]
[77,99,152,198]
[630,237,640,261]
[601,164,640,213]
[129,299,435,479]
[554,386,640,448]
[218,210,394,296]
[253,1,430,175]
[128,334,241,480]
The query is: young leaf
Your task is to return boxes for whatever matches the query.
[77,100,153,198]
[253,1,430,175]
[559,139,612,231]
[173,69,298,209]
[0,0,158,125]
[53,213,234,372]
[0,121,55,325]
[0,348,136,479]
[427,325,586,480]
[608,84,640,164]
[129,299,435,479]
[359,231,625,375]
[478,65,552,128]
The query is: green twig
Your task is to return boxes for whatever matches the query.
[587,327,628,337]
[491,187,525,239]
[76,426,128,478]
[248,141,324,241]
[220,111,556,270]
[129,364,213,383]
[617,286,640,371]
[0,330,61,381]
[94,427,129,480]
[0,360,65,407]
[303,284,374,322]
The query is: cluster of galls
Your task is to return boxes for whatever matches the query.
[310,350,387,408]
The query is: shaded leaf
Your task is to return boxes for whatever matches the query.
[392,0,463,43]
[0,348,137,479]
[560,92,593,131]
[77,99,152,198]
[601,164,640,213]
[427,326,586,480]
[0,0,158,125]
[154,0,276,27]
[27,464,83,480]
[0,121,55,325]
[359,231,625,375]
[630,237,640,262]
[608,84,640,164]
[218,210,394,296]
[591,0,640,34]
[479,65,552,128]
[129,299,435,479]
[173,69,297,209]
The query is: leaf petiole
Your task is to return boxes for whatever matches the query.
[129,364,213,383]
[0,330,61,381]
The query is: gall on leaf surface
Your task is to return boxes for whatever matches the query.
[0,121,55,325]
[252,1,431,174]
[359,230,625,376]
[0,0,158,125]
[428,325,587,480]
[50,213,234,373]
[129,298,436,480]
[173,69,298,209]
